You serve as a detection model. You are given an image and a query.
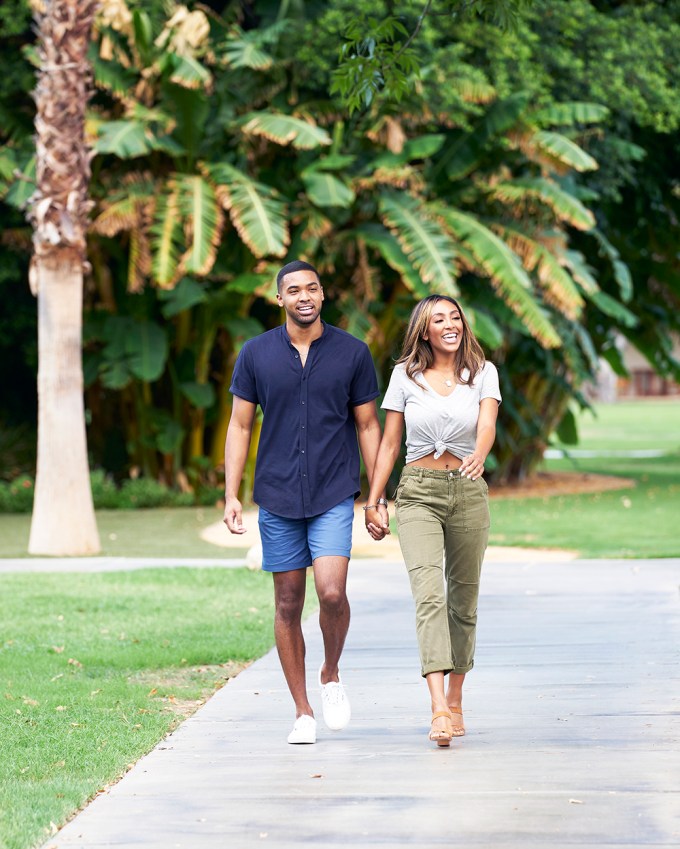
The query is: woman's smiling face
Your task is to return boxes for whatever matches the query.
[424,301,464,356]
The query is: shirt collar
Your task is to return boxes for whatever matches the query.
[281,320,327,346]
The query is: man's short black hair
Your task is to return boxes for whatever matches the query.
[276,260,320,291]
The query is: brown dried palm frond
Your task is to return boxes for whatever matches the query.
[507,129,572,176]
[496,224,584,320]
[127,225,152,293]
[95,0,133,63]
[355,166,425,193]
[91,172,156,237]
[350,241,380,305]
[365,116,407,153]
[155,7,211,58]
[299,208,333,242]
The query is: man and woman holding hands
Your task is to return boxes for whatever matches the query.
[223,260,500,747]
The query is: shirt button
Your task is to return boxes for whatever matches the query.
[301,401,305,405]
[301,450,305,454]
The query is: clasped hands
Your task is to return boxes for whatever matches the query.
[364,504,390,541]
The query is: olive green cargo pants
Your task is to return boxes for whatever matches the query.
[395,466,490,677]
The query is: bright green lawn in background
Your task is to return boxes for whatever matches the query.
[489,400,680,558]
[0,506,248,559]
[553,399,679,453]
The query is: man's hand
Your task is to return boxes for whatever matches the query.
[364,505,390,541]
[223,496,247,534]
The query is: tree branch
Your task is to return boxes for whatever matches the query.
[390,0,434,67]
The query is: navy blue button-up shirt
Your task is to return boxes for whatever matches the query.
[230,322,379,519]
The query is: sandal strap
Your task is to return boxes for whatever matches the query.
[431,710,452,721]
[448,706,463,715]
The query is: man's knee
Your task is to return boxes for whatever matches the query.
[275,592,304,626]
[317,584,348,614]
[274,575,306,624]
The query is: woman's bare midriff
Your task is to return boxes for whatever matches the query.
[406,450,463,471]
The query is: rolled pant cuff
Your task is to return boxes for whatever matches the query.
[421,662,454,678]
[421,664,474,678]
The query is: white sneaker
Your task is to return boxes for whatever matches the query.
[287,714,317,744]
[318,665,351,731]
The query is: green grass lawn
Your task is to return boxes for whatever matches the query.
[0,506,248,560]
[554,398,680,453]
[0,566,321,849]
[489,400,680,558]
[0,398,677,849]
[490,454,680,557]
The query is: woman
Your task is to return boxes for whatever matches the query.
[364,295,501,747]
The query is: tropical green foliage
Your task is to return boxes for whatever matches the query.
[1,0,678,495]
[330,0,534,112]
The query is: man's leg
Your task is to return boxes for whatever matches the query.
[313,555,351,684]
[313,554,352,731]
[272,568,314,719]
[307,497,354,730]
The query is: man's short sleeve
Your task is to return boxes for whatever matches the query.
[381,365,407,413]
[229,343,258,404]
[349,344,379,406]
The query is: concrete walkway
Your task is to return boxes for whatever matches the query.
[39,555,679,849]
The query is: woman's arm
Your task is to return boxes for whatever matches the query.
[459,397,499,480]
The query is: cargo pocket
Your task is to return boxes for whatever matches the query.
[463,477,490,530]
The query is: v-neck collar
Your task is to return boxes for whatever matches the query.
[420,368,469,399]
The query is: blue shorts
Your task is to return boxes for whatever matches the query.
[258,497,355,573]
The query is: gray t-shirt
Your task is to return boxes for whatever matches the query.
[381,361,502,462]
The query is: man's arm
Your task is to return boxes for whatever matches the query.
[353,399,383,482]
[223,396,257,534]
[353,400,388,537]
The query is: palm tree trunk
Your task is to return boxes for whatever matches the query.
[27,0,100,555]
[29,250,100,554]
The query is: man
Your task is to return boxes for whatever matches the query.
[223,260,387,744]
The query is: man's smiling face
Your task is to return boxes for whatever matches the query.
[277,270,324,328]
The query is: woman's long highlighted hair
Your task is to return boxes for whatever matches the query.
[396,295,485,387]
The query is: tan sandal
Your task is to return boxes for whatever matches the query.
[448,705,465,737]
[429,711,453,747]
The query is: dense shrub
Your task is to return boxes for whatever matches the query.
[0,471,223,513]
[0,475,34,513]
[115,477,194,509]
[89,468,119,509]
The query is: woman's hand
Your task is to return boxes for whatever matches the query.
[459,452,485,480]
[365,505,390,541]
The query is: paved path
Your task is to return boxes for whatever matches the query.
[39,556,679,849]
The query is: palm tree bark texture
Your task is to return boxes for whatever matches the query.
[27,0,100,555]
